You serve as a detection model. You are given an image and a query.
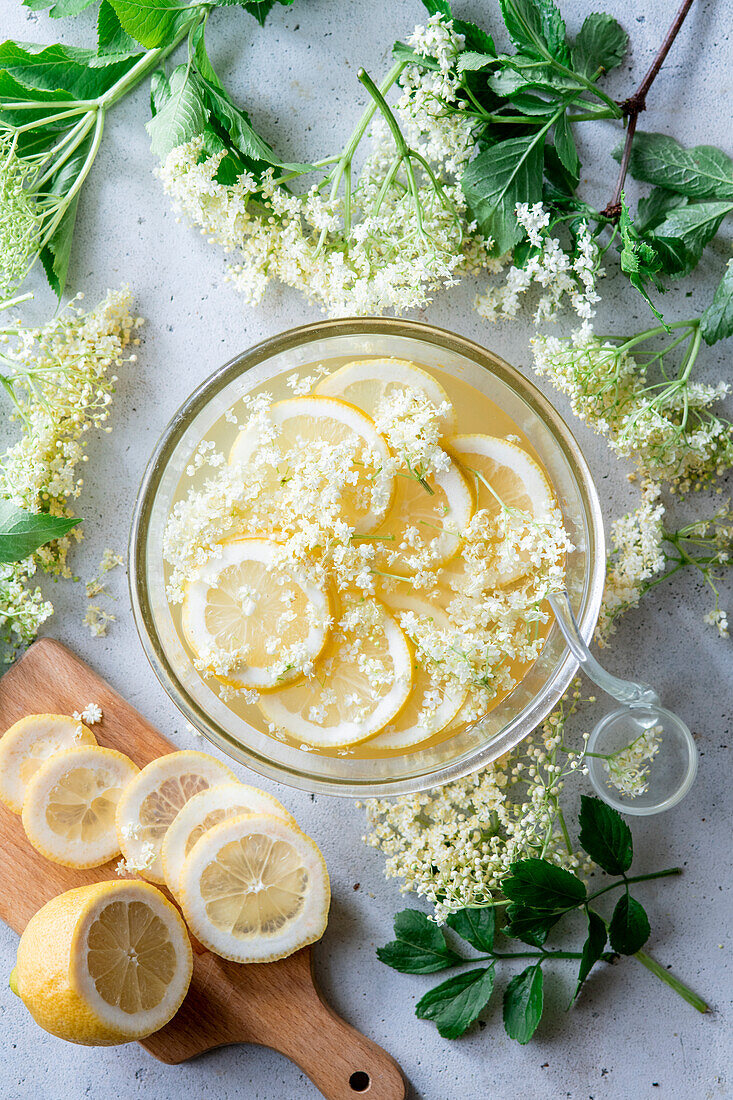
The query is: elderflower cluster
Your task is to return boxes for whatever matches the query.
[0,134,40,299]
[476,204,603,325]
[596,482,666,646]
[0,289,141,655]
[531,327,733,490]
[363,684,591,921]
[602,726,663,798]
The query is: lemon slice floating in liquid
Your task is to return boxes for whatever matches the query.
[314,357,456,433]
[22,745,139,868]
[161,780,296,896]
[179,812,330,964]
[116,750,236,883]
[13,880,192,1045]
[229,395,394,534]
[373,450,473,575]
[181,537,332,692]
[258,598,413,748]
[0,713,97,814]
[446,434,554,518]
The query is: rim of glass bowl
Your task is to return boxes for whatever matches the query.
[129,317,605,797]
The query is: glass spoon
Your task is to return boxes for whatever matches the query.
[548,589,698,815]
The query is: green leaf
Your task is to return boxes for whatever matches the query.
[97,0,140,57]
[229,0,295,27]
[609,894,650,955]
[503,963,544,1044]
[421,0,452,17]
[499,0,569,64]
[23,0,97,16]
[391,42,441,71]
[39,192,79,296]
[503,904,562,946]
[453,20,496,56]
[618,193,665,322]
[573,909,607,1002]
[0,40,140,99]
[146,65,208,159]
[376,910,463,974]
[652,201,733,274]
[446,907,495,952]
[553,111,579,181]
[571,13,628,78]
[457,51,496,73]
[108,0,199,49]
[701,260,733,345]
[578,794,633,875]
[635,187,688,234]
[0,502,81,563]
[462,132,546,253]
[415,966,495,1039]
[618,132,733,200]
[502,858,586,911]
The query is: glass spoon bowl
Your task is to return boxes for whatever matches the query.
[548,590,698,815]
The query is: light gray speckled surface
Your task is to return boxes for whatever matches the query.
[1,2,732,1098]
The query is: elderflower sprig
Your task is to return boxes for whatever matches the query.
[362,682,591,923]
[598,485,733,644]
[0,289,141,656]
[532,319,733,492]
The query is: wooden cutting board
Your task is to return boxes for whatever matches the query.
[0,638,406,1100]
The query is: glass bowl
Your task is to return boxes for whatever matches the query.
[129,318,605,797]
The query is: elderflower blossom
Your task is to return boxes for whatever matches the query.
[531,327,733,490]
[0,290,140,656]
[476,204,604,326]
[602,726,663,797]
[72,702,103,725]
[363,685,591,921]
[0,135,41,299]
[597,482,666,646]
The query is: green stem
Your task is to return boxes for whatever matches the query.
[633,949,709,1013]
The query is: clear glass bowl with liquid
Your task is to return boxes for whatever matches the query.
[129,318,605,796]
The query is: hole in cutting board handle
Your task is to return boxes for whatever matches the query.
[349,1070,371,1092]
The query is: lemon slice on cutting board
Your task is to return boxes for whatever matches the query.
[314,358,456,432]
[116,750,236,883]
[229,395,394,534]
[161,780,296,895]
[258,598,413,748]
[21,746,139,869]
[373,450,473,575]
[369,594,466,751]
[0,714,97,814]
[181,538,332,691]
[179,813,330,963]
[446,434,554,518]
[12,880,192,1045]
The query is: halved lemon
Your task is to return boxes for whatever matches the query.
[446,434,554,518]
[369,594,466,751]
[0,714,97,814]
[229,395,394,533]
[258,598,413,748]
[373,450,473,575]
[179,813,330,963]
[13,880,192,1045]
[181,538,332,691]
[115,750,236,883]
[161,780,297,895]
[22,746,139,869]
[314,358,456,433]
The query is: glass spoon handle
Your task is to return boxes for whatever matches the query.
[548,590,660,709]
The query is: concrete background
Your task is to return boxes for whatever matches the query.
[1,1,731,1097]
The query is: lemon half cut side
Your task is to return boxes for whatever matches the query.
[179,813,330,964]
[14,880,192,1045]
[22,746,139,869]
[115,750,236,883]
[0,714,97,814]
